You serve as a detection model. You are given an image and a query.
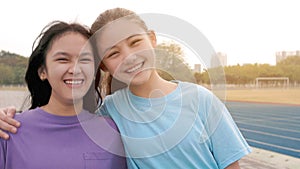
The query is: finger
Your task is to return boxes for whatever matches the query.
[0,118,18,133]
[4,106,17,118]
[0,130,10,140]
[4,116,21,128]
[0,107,20,128]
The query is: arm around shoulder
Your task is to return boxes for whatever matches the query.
[0,106,21,139]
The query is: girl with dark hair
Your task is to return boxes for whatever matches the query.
[0,20,126,169]
[25,20,101,112]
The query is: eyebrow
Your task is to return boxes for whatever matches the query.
[51,51,93,58]
[79,51,93,57]
[51,51,70,58]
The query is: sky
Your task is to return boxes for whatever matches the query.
[0,0,299,66]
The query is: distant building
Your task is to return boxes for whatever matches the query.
[193,64,201,72]
[211,52,227,68]
[276,50,300,64]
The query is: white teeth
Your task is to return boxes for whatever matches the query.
[64,80,83,85]
[126,63,143,73]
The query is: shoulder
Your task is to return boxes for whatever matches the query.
[176,81,209,90]
[109,88,128,98]
[103,88,129,106]
[177,81,225,112]
[4,108,41,139]
[177,81,213,98]
[14,108,41,122]
[97,88,128,117]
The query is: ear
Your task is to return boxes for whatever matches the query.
[38,66,47,81]
[148,30,157,48]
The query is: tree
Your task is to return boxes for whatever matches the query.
[277,56,300,83]
[155,42,195,83]
[0,50,28,85]
[278,56,300,65]
[0,64,14,84]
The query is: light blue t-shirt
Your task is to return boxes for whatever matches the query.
[98,81,251,169]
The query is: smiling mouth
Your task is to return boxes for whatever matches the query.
[64,80,84,85]
[125,62,144,73]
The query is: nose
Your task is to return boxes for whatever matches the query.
[68,60,82,74]
[124,53,137,65]
[123,46,137,64]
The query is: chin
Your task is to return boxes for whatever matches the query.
[71,93,86,100]
[129,77,151,87]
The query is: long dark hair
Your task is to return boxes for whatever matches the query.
[24,20,101,113]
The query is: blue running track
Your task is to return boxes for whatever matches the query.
[226,101,300,158]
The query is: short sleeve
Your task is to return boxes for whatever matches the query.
[209,101,251,168]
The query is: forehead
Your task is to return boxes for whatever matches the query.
[96,19,146,50]
[51,32,90,49]
[46,32,92,59]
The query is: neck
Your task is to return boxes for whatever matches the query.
[41,97,83,116]
[129,71,177,98]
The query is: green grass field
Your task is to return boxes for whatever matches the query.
[226,88,300,105]
[0,86,27,91]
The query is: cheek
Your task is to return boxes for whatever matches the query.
[83,64,95,77]
[103,60,120,74]
[45,65,63,78]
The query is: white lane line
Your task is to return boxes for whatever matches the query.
[235,120,300,133]
[247,138,300,153]
[240,128,300,141]
[233,114,300,128]
[232,113,300,124]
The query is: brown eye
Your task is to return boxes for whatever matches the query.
[130,39,142,46]
[106,51,119,59]
[79,52,93,63]
[56,57,68,63]
[80,57,93,63]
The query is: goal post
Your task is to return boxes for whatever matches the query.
[255,77,289,88]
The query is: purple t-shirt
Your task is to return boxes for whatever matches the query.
[0,108,127,169]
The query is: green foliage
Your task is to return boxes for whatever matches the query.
[277,55,300,65]
[152,43,298,85]
[155,42,195,83]
[0,50,28,85]
[194,56,300,84]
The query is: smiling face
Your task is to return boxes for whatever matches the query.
[39,32,94,105]
[97,19,157,87]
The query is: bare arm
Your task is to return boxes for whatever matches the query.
[0,106,20,140]
[225,161,240,169]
